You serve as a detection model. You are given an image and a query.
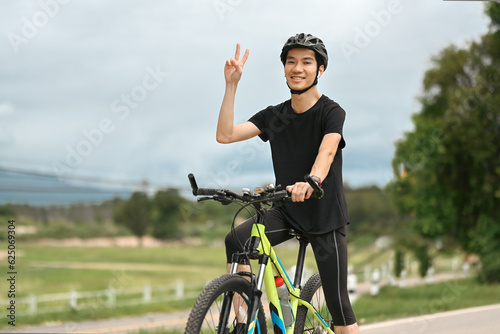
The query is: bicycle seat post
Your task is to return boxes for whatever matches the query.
[294,236,309,288]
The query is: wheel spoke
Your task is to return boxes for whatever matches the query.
[294,273,331,334]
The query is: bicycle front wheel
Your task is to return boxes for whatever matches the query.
[185,274,267,334]
[294,272,332,334]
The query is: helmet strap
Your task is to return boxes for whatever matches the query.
[287,67,320,95]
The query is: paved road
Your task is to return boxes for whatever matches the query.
[358,303,500,334]
[3,310,189,333]
[7,303,500,334]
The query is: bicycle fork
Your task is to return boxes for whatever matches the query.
[228,226,298,334]
[227,247,267,334]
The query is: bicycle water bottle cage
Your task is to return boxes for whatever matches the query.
[244,236,261,259]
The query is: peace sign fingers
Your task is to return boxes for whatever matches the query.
[224,43,250,84]
[235,43,250,66]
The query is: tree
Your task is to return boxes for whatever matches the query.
[388,3,500,282]
[344,185,398,234]
[394,249,405,279]
[151,188,185,240]
[0,204,13,218]
[113,191,151,247]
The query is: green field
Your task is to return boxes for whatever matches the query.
[15,244,228,295]
[10,242,317,295]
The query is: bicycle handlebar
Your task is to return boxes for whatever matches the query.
[187,173,323,205]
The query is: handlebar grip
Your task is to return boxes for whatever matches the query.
[188,174,221,196]
[304,174,324,199]
[188,173,199,196]
[196,188,221,196]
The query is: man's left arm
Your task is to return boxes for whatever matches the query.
[286,132,342,202]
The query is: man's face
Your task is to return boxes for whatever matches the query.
[284,48,324,91]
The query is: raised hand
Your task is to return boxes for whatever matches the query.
[224,43,250,84]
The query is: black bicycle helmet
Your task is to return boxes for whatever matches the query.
[280,33,328,94]
[280,33,328,70]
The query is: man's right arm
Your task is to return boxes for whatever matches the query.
[216,83,260,143]
[216,43,260,144]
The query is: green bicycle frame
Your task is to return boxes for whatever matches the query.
[241,222,334,334]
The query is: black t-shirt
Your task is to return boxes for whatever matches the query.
[248,94,349,234]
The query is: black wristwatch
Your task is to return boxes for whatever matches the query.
[310,175,322,187]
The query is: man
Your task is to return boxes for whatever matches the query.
[216,33,359,334]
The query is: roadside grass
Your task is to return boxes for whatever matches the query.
[353,278,500,325]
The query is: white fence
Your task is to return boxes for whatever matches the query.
[1,280,206,316]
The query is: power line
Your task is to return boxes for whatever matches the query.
[0,185,126,194]
[0,165,147,189]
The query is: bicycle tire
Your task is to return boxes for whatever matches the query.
[185,274,268,334]
[294,273,332,334]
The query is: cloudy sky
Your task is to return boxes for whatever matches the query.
[0,0,491,202]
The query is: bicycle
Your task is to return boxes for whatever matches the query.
[184,173,335,334]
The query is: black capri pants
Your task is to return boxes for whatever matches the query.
[225,208,357,327]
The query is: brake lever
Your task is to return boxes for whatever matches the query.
[212,194,233,205]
